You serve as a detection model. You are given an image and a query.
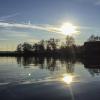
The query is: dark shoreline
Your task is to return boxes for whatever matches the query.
[0,51,78,57]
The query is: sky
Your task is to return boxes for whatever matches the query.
[0,0,100,51]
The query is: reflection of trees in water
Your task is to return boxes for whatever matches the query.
[16,57,75,73]
[17,57,45,68]
[17,57,22,67]
[60,59,75,74]
[46,58,57,71]
[66,61,75,74]
[87,68,100,76]
[83,58,100,76]
[17,57,100,76]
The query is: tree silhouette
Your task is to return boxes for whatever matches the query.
[22,42,32,53]
[33,40,45,53]
[66,35,75,47]
[88,35,95,41]
[88,35,100,41]
[16,44,22,53]
[46,38,59,51]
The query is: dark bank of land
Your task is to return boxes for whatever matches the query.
[0,35,100,58]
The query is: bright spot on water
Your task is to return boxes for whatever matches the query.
[63,74,73,84]
[28,73,31,76]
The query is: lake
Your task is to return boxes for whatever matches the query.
[0,57,100,100]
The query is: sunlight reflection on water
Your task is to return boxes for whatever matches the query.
[0,57,100,85]
[62,74,73,84]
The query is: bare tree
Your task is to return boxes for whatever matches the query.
[66,35,75,47]
[88,35,95,41]
[16,44,22,53]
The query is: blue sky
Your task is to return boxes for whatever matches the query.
[0,0,100,50]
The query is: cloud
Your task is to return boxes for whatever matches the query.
[0,22,79,36]
[0,22,60,33]
[0,13,19,21]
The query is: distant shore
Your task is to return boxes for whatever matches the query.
[0,51,78,57]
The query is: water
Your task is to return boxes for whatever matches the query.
[0,57,100,85]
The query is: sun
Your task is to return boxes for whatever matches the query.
[60,23,77,36]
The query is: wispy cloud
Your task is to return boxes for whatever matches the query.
[0,13,19,21]
[0,22,60,33]
[0,22,79,35]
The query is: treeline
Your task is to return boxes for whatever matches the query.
[16,35,84,57]
[0,35,99,57]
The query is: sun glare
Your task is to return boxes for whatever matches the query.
[63,74,73,84]
[60,23,77,36]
